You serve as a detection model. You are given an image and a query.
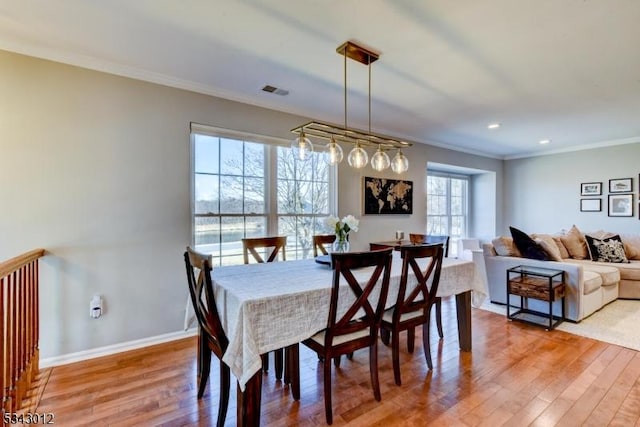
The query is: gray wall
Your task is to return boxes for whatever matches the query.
[1,50,502,359]
[470,171,497,241]
[502,143,640,235]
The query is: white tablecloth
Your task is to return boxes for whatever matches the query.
[212,252,486,389]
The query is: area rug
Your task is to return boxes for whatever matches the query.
[477,299,640,352]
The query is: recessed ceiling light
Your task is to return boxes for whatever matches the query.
[487,123,501,130]
[539,139,551,145]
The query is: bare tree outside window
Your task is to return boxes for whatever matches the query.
[426,173,469,257]
[193,132,333,265]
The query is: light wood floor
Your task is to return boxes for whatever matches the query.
[35,297,640,426]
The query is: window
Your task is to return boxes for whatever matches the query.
[192,125,334,266]
[427,172,469,257]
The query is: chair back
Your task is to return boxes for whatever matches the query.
[312,234,336,257]
[325,248,393,346]
[394,244,444,323]
[184,247,228,354]
[409,233,450,257]
[242,236,287,264]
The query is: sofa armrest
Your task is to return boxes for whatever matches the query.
[483,246,585,321]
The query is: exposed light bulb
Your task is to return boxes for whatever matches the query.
[324,138,344,165]
[290,132,313,161]
[391,150,409,174]
[347,144,368,168]
[370,147,390,171]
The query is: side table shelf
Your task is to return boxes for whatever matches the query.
[506,265,566,330]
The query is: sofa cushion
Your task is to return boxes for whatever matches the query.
[621,234,640,260]
[581,264,621,287]
[510,226,549,261]
[614,261,640,281]
[583,270,603,295]
[491,236,521,257]
[552,236,571,259]
[532,234,563,261]
[560,225,589,259]
[585,234,629,263]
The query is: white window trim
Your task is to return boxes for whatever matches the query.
[189,122,338,253]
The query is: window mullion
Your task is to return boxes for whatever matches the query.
[267,144,278,235]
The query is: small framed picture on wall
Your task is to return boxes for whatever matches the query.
[580,182,602,196]
[609,178,633,193]
[580,198,601,212]
[608,194,633,217]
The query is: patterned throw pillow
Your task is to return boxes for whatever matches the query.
[585,235,629,263]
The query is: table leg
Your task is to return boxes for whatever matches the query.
[237,370,262,427]
[455,290,472,351]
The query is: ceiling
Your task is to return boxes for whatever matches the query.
[2,0,640,159]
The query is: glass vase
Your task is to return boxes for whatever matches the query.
[332,238,350,253]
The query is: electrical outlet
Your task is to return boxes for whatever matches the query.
[90,295,103,318]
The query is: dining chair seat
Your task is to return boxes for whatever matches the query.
[308,328,371,346]
[382,307,423,323]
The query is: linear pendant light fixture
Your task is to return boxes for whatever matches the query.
[290,41,412,173]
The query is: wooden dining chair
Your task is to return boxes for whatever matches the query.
[407,233,449,341]
[312,234,336,257]
[242,236,287,264]
[380,243,444,385]
[183,247,230,427]
[241,235,287,378]
[302,248,393,425]
[409,233,450,257]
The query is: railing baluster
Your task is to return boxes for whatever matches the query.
[1,277,6,413]
[0,249,45,415]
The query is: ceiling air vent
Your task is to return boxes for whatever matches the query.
[262,85,289,96]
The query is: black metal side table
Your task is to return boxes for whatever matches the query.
[506,265,566,330]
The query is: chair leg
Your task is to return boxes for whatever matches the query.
[422,319,433,370]
[261,353,269,373]
[275,348,284,380]
[407,327,415,353]
[346,352,353,360]
[392,329,402,386]
[197,344,212,398]
[217,360,230,427]
[323,353,333,425]
[334,355,341,367]
[285,344,300,401]
[435,298,444,339]
[369,339,381,402]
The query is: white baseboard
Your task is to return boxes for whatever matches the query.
[40,328,198,368]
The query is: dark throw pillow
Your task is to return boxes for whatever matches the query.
[509,226,550,261]
[585,234,629,263]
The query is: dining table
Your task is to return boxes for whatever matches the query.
[211,250,487,426]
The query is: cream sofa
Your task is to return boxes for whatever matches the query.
[483,228,640,322]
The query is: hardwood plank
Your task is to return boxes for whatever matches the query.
[34,303,640,426]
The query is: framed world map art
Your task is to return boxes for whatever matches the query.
[363,176,413,215]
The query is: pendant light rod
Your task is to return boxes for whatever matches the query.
[344,45,347,131]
